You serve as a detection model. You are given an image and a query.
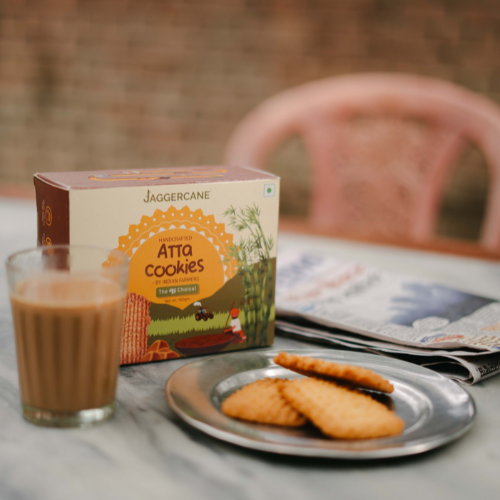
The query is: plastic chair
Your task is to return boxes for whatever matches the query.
[225,73,500,251]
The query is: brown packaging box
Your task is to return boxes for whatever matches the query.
[34,166,280,364]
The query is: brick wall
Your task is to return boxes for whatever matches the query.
[0,0,497,240]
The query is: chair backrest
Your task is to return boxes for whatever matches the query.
[225,73,500,250]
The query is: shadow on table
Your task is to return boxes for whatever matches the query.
[172,414,459,470]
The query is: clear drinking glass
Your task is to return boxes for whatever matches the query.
[6,245,129,428]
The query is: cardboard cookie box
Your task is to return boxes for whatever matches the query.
[34,166,280,364]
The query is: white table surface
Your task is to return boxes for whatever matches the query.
[1,197,499,500]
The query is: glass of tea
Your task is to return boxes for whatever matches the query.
[5,245,129,428]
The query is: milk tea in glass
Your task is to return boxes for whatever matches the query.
[6,246,129,427]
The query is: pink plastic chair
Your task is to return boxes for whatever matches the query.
[225,73,500,251]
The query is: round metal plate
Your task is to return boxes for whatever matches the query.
[165,349,475,459]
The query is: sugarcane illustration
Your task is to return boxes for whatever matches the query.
[223,204,274,347]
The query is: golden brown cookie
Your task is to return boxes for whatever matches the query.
[120,292,151,365]
[149,340,170,351]
[281,378,405,439]
[221,379,307,427]
[274,352,394,394]
[139,340,180,362]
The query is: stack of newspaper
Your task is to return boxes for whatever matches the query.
[275,251,500,385]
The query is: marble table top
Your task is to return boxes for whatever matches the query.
[1,197,500,500]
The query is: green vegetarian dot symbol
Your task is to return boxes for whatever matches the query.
[267,188,272,193]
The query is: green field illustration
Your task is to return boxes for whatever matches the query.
[148,312,228,336]
[148,306,275,337]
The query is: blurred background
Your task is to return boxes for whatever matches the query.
[0,0,497,242]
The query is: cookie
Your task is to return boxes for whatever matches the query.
[221,379,307,427]
[274,352,394,394]
[281,378,405,439]
[139,340,180,362]
[120,292,151,365]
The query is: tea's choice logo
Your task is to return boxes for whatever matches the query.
[116,207,236,309]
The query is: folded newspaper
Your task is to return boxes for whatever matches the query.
[275,251,500,385]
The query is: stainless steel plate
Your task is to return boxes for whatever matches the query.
[165,349,475,459]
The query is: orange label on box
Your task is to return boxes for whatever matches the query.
[117,206,236,309]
